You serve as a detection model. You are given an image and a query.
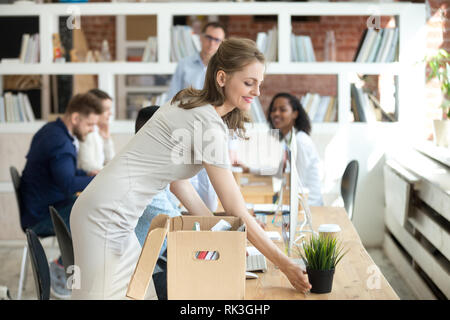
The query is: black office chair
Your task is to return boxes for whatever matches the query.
[10,166,55,300]
[49,206,74,279]
[25,229,51,300]
[341,160,359,221]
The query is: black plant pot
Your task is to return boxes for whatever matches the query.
[306,267,335,294]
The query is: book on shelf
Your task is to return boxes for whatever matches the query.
[18,33,40,63]
[367,93,396,122]
[127,92,168,118]
[291,34,316,62]
[0,97,5,123]
[256,27,277,62]
[301,93,337,122]
[0,92,36,123]
[355,28,398,63]
[142,36,157,62]
[366,29,384,63]
[351,84,367,122]
[171,25,199,62]
[350,84,394,123]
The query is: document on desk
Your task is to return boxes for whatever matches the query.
[265,231,282,241]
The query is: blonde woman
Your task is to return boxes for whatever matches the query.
[70,38,311,299]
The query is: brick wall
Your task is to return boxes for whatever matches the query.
[81,15,116,61]
[80,0,116,61]
[80,1,449,123]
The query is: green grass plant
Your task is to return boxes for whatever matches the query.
[296,235,348,271]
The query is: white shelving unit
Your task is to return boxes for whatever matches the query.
[0,2,425,130]
[0,2,427,245]
[115,15,169,119]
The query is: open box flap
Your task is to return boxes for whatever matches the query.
[126,214,170,300]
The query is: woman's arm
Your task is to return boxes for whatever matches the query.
[204,163,311,293]
[169,179,213,216]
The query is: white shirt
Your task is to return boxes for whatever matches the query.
[286,130,323,206]
[77,126,115,172]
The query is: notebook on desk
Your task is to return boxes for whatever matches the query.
[254,203,290,213]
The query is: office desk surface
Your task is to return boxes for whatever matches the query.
[245,206,399,300]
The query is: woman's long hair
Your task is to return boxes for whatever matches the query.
[267,92,311,136]
[172,37,265,138]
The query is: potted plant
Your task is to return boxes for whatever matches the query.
[296,235,347,294]
[425,49,450,147]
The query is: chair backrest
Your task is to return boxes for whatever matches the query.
[10,166,25,232]
[25,229,51,300]
[341,160,359,221]
[49,206,74,278]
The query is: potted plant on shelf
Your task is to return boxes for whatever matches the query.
[297,235,347,294]
[426,48,450,148]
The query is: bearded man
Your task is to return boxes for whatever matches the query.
[19,92,102,298]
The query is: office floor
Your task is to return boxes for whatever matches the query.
[0,243,416,300]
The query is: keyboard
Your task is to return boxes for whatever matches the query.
[246,254,268,272]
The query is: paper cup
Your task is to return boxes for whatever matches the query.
[318,224,341,239]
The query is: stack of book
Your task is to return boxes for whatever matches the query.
[350,84,395,122]
[0,92,36,123]
[170,25,201,62]
[354,28,399,63]
[142,36,157,62]
[256,27,278,62]
[291,34,316,62]
[1,33,40,64]
[19,33,40,63]
[126,92,168,119]
[301,93,337,122]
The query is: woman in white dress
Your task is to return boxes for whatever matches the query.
[70,38,311,299]
[267,92,324,206]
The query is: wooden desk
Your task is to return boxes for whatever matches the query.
[218,173,291,210]
[245,206,399,300]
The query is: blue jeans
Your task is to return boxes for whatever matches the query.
[30,197,75,235]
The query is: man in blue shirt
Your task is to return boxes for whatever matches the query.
[167,22,226,100]
[20,92,103,298]
[166,22,226,212]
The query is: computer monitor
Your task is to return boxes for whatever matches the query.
[282,129,316,256]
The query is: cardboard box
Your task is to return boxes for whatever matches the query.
[127,215,246,300]
[168,215,246,300]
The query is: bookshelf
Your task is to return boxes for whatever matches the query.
[0,2,425,128]
[0,2,426,245]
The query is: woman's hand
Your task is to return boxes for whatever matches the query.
[98,121,110,139]
[280,260,311,294]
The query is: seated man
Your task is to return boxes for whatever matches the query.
[19,92,103,298]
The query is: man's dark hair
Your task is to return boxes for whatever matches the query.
[65,93,104,117]
[202,21,227,37]
[135,105,160,134]
[88,88,113,101]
